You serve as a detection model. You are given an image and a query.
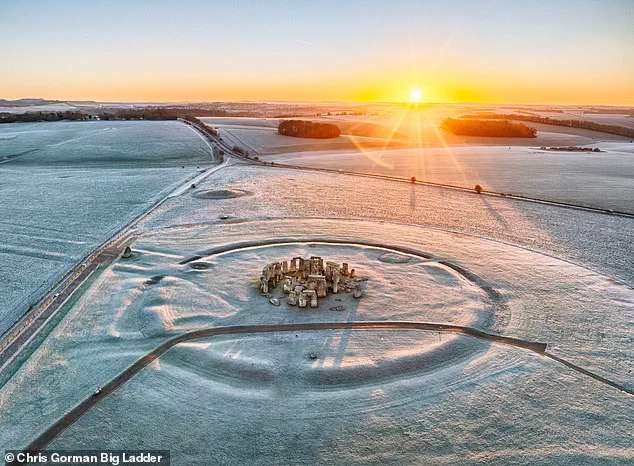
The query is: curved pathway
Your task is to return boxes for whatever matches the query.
[24,320,632,453]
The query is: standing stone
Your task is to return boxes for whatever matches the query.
[314,275,327,298]
[298,291,308,308]
[283,276,293,293]
[304,290,318,308]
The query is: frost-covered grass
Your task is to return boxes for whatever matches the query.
[0,120,211,167]
[1,134,632,462]
[141,165,634,285]
[217,126,405,156]
[1,218,631,451]
[50,332,634,465]
[268,144,634,213]
[202,116,634,212]
[0,121,212,332]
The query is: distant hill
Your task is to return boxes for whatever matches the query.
[0,98,62,107]
[0,98,101,107]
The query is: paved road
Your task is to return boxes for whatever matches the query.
[0,238,126,374]
[0,132,222,377]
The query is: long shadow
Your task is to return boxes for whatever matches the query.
[481,196,509,229]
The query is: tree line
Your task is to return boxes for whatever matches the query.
[278,120,341,138]
[441,118,537,138]
[182,115,219,136]
[0,107,248,124]
[0,111,90,123]
[462,113,634,138]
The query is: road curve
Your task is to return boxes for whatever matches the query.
[22,320,630,454]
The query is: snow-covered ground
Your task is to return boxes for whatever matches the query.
[141,165,634,285]
[267,143,634,213]
[201,114,634,212]
[1,189,632,462]
[51,333,633,464]
[0,120,632,464]
[0,121,213,333]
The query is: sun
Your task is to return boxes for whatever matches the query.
[410,88,423,102]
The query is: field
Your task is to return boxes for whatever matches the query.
[0,121,212,333]
[203,112,634,213]
[268,142,634,213]
[0,116,632,464]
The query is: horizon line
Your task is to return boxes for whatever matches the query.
[2,97,634,108]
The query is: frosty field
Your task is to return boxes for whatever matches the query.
[203,115,634,213]
[0,119,632,465]
[0,121,212,333]
[50,334,633,465]
[268,143,634,213]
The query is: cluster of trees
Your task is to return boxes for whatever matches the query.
[581,108,634,116]
[325,111,365,116]
[0,111,90,123]
[101,108,179,120]
[181,115,250,157]
[182,115,219,136]
[506,107,564,114]
[278,120,341,139]
[441,118,537,138]
[463,113,634,138]
[107,107,244,119]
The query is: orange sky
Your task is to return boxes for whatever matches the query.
[2,1,633,105]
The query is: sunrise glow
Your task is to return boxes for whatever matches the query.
[410,88,423,103]
[1,1,632,104]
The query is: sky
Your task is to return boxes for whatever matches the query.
[1,0,633,104]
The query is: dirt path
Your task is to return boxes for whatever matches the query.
[22,320,631,453]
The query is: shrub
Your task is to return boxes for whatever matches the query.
[474,184,483,194]
[441,118,537,138]
[411,176,417,183]
[232,145,249,156]
[202,124,218,136]
[278,119,341,138]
